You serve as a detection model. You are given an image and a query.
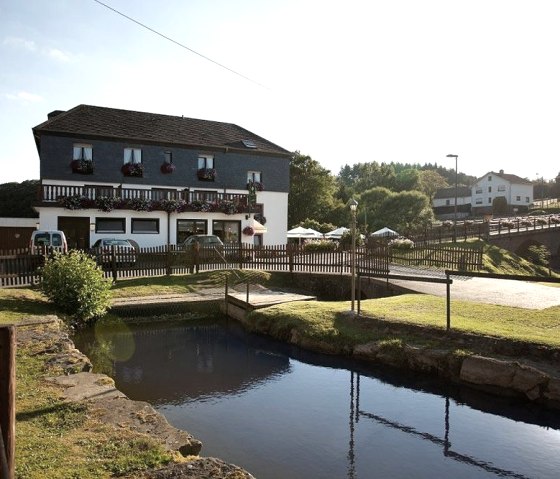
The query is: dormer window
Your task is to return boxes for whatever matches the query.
[488,175,492,181]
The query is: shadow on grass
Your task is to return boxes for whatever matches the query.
[0,297,55,316]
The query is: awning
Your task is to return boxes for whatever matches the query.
[250,218,267,234]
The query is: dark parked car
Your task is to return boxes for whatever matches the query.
[179,235,224,248]
[91,238,137,265]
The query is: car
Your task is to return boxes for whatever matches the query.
[29,230,68,253]
[180,235,224,248]
[91,238,137,265]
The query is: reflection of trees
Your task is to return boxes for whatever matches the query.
[348,371,533,479]
[78,320,290,405]
[79,338,115,377]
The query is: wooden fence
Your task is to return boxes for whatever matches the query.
[0,243,483,287]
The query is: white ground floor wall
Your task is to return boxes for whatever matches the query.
[36,194,287,249]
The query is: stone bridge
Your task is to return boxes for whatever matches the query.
[487,225,560,259]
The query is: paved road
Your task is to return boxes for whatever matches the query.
[386,266,560,310]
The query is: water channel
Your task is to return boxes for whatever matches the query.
[74,317,560,479]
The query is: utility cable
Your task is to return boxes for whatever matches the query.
[92,0,267,89]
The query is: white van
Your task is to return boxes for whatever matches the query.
[29,230,68,252]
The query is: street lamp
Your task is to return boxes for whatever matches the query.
[447,154,458,241]
[348,198,358,312]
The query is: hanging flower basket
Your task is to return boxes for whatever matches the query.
[122,162,144,177]
[254,213,267,225]
[243,226,255,236]
[160,162,176,174]
[70,159,94,175]
[197,168,216,181]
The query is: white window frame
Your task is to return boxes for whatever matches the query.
[247,171,262,183]
[124,148,142,164]
[73,143,93,161]
[198,155,214,169]
[497,185,506,192]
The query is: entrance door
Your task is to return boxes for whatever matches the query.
[58,216,91,250]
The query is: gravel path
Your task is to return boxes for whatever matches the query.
[389,273,560,309]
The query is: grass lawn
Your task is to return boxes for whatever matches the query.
[246,295,560,349]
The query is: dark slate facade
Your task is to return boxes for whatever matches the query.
[33,105,291,192]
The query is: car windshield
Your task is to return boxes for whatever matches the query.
[103,240,131,246]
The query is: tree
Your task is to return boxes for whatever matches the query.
[377,191,434,235]
[0,180,39,217]
[417,170,449,200]
[288,152,340,227]
[394,168,420,192]
[492,196,509,216]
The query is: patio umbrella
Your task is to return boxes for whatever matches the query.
[371,227,399,237]
[324,226,349,239]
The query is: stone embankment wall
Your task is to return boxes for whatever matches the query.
[17,316,254,479]
[235,311,560,410]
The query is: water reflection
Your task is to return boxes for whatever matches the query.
[75,319,560,479]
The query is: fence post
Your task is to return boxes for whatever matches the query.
[110,245,117,283]
[288,245,294,274]
[225,275,229,317]
[446,271,451,331]
[166,244,172,276]
[0,325,15,479]
[194,243,200,274]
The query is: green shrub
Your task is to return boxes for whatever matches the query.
[40,250,112,324]
[524,245,551,267]
[303,240,337,252]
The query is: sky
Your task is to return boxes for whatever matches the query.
[1,0,560,184]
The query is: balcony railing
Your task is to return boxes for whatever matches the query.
[38,183,263,215]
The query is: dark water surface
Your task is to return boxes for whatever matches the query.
[74,318,560,479]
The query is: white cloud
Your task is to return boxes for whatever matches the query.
[5,91,43,103]
[46,48,71,62]
[2,36,36,51]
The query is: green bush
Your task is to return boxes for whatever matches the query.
[524,245,551,267]
[40,250,112,324]
[303,240,337,252]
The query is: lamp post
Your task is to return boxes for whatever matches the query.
[446,154,458,241]
[348,198,358,312]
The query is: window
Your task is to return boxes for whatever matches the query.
[498,185,506,192]
[516,196,521,201]
[247,171,262,183]
[445,199,450,206]
[177,219,207,244]
[212,220,240,244]
[475,198,483,205]
[198,155,214,169]
[131,219,159,234]
[488,186,492,193]
[488,175,492,181]
[95,218,126,233]
[164,151,172,164]
[488,197,492,203]
[124,148,142,164]
[73,143,92,161]
[197,155,215,181]
[475,187,483,194]
[526,197,530,203]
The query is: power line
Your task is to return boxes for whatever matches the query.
[92,0,267,89]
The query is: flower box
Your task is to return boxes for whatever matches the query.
[197,168,216,181]
[70,159,94,175]
[160,162,176,174]
[247,180,264,191]
[243,226,255,236]
[122,162,144,177]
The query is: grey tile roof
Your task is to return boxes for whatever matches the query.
[477,171,533,185]
[33,104,291,156]
[433,186,472,199]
